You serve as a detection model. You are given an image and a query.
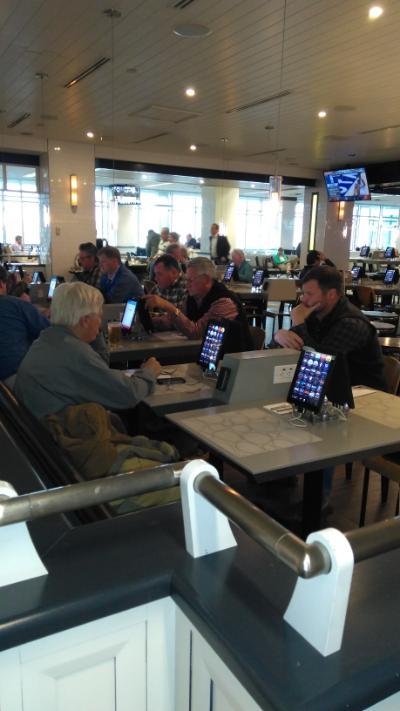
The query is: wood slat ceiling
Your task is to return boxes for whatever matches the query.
[0,0,398,171]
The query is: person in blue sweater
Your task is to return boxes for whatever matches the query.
[0,266,49,383]
[98,246,143,303]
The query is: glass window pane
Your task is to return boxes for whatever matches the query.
[6,165,38,192]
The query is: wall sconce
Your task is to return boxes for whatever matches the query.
[70,174,78,211]
[338,201,345,221]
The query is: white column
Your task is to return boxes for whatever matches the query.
[215,186,239,251]
[280,199,296,250]
[299,186,328,265]
[323,201,353,270]
[200,186,216,252]
[46,139,96,278]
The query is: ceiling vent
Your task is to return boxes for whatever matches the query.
[7,113,31,128]
[40,114,58,121]
[64,57,110,88]
[131,132,170,144]
[129,104,200,123]
[246,148,286,157]
[173,0,197,7]
[359,124,400,135]
[226,90,291,114]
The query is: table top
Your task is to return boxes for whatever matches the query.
[361,309,398,319]
[346,281,400,296]
[144,362,216,414]
[350,256,400,265]
[379,336,400,350]
[109,330,201,365]
[167,389,400,481]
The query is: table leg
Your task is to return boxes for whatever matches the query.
[209,452,224,480]
[302,469,324,537]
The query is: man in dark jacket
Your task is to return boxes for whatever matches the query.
[209,223,230,264]
[272,266,386,390]
[98,246,143,303]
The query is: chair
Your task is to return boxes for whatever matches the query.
[264,279,298,331]
[358,355,400,526]
[248,325,266,350]
[353,285,375,310]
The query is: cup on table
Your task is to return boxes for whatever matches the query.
[107,321,121,344]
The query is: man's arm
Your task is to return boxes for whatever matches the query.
[292,317,373,354]
[22,302,50,340]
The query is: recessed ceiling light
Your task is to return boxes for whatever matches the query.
[318,110,327,118]
[369,6,383,19]
[142,174,148,179]
[199,178,205,184]
[173,24,212,38]
[185,87,196,97]
[86,131,94,138]
[251,183,256,188]
[54,146,61,151]
[190,144,197,151]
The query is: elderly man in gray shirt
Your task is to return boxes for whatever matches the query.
[15,282,161,419]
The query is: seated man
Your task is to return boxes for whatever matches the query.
[98,246,143,303]
[72,242,101,288]
[157,226,170,255]
[15,282,161,419]
[0,266,49,383]
[299,249,335,279]
[145,256,253,348]
[272,266,386,390]
[153,254,187,309]
[231,249,253,283]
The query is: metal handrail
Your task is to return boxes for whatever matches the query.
[0,462,185,525]
[194,473,331,578]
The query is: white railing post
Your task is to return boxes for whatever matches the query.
[284,527,354,656]
[0,481,48,587]
[180,460,237,558]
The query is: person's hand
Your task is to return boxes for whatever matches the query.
[274,330,304,350]
[143,294,172,312]
[290,301,321,326]
[142,357,161,377]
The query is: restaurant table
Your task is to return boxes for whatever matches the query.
[379,336,400,354]
[110,331,202,367]
[167,389,400,536]
[144,362,216,415]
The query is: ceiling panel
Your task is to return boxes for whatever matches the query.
[0,0,398,171]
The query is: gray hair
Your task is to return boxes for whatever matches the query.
[187,257,216,279]
[231,248,245,259]
[51,282,104,328]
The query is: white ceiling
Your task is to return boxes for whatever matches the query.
[0,0,399,174]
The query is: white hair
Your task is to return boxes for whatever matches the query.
[231,248,245,259]
[50,282,104,327]
[187,257,216,279]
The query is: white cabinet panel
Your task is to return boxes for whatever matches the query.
[0,599,175,711]
[20,618,147,711]
[175,608,263,711]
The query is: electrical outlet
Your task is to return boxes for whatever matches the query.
[273,363,297,384]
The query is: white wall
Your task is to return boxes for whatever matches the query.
[46,140,96,277]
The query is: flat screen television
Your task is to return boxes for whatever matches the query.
[324,167,370,202]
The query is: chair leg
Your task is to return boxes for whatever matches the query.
[359,467,370,527]
[381,476,390,504]
[396,485,400,517]
[345,462,353,481]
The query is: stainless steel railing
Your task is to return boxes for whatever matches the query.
[194,473,331,578]
[0,462,185,525]
[1,464,400,581]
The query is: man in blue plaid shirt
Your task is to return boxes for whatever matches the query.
[153,254,187,310]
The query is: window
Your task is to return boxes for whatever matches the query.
[351,201,400,250]
[0,165,42,245]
